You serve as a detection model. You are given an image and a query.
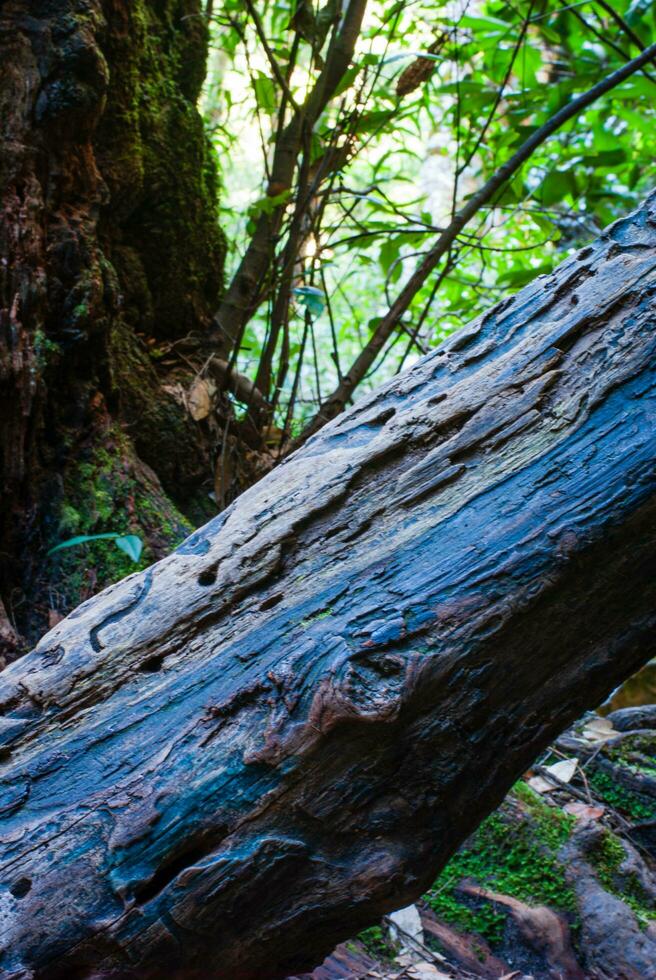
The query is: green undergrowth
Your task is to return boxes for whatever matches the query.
[423,783,577,945]
[587,769,656,822]
[357,925,394,961]
[588,828,656,927]
[357,729,656,965]
[605,734,656,779]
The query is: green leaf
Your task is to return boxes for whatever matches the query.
[353,109,397,134]
[247,189,292,222]
[378,237,397,272]
[334,64,361,97]
[538,170,577,206]
[498,261,554,288]
[293,285,324,317]
[48,531,143,564]
[48,533,122,555]
[253,72,277,114]
[114,535,143,563]
[581,149,627,168]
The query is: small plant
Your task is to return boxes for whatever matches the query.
[358,924,394,961]
[48,533,143,563]
[588,769,656,822]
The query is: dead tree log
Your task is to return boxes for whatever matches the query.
[1,196,656,979]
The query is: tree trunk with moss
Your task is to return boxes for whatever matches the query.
[0,197,655,979]
[0,0,225,656]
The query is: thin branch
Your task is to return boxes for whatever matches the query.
[560,0,656,87]
[242,0,301,114]
[458,0,536,175]
[212,0,369,352]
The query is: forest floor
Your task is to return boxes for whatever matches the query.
[291,671,656,980]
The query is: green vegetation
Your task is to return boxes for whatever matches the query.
[588,828,656,927]
[300,607,333,628]
[204,0,656,437]
[100,0,224,339]
[424,785,576,945]
[587,769,656,823]
[606,734,656,778]
[33,328,60,371]
[49,427,191,612]
[358,925,394,961]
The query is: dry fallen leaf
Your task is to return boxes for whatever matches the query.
[161,382,187,407]
[528,775,553,794]
[187,378,216,420]
[581,716,615,742]
[544,758,578,784]
[563,802,605,821]
[528,757,577,793]
[403,966,453,980]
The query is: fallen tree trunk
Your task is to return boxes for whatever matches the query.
[1,196,656,979]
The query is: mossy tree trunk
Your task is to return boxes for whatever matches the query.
[0,0,225,655]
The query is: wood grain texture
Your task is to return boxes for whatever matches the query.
[1,196,656,978]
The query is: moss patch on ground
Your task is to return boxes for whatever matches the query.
[587,769,656,823]
[424,784,576,945]
[588,828,656,927]
[357,925,395,961]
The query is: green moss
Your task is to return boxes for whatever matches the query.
[58,504,82,535]
[300,607,333,628]
[425,787,577,945]
[427,883,507,944]
[50,425,192,611]
[98,1,225,340]
[588,769,656,822]
[33,328,60,371]
[606,734,656,778]
[588,829,656,927]
[357,925,395,961]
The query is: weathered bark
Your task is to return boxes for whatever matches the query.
[0,1,224,651]
[1,196,655,978]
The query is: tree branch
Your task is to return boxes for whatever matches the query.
[242,0,301,114]
[293,37,656,449]
[211,0,369,354]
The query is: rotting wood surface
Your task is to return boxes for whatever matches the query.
[1,196,656,978]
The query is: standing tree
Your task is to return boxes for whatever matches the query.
[0,1,224,654]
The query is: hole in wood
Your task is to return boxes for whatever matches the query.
[259,592,284,611]
[139,655,164,673]
[10,877,31,899]
[198,567,217,586]
[133,839,215,905]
